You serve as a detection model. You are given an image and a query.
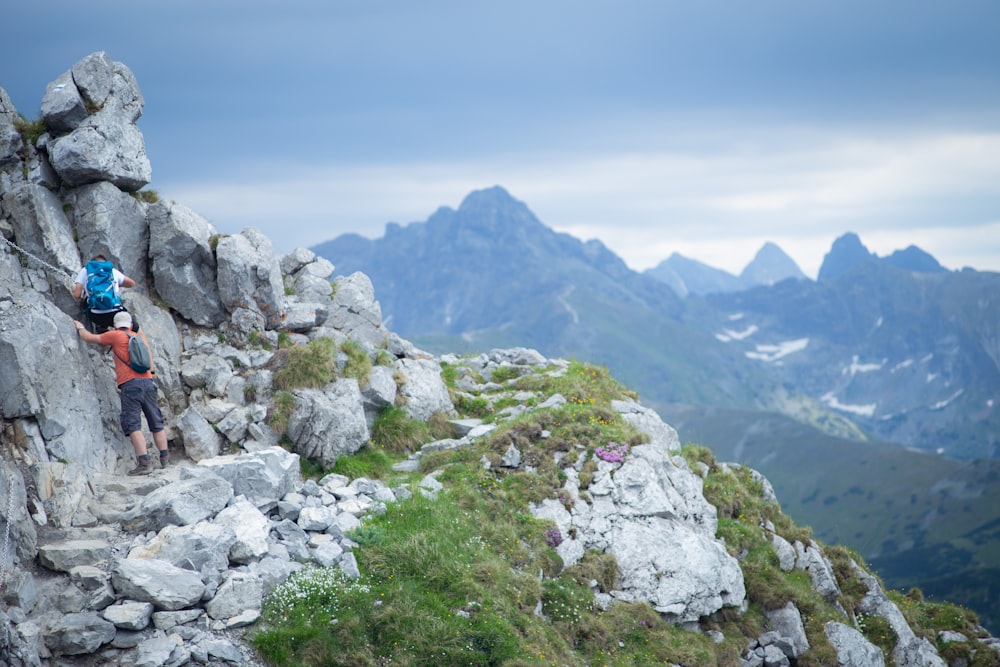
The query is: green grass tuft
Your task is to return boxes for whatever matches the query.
[273,337,337,390]
[339,339,372,387]
[370,405,430,453]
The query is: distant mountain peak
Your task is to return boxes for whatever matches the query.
[644,253,740,297]
[818,232,876,281]
[819,233,948,281]
[883,245,947,274]
[739,242,806,287]
[450,185,542,237]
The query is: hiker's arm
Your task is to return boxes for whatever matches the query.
[73,320,102,345]
[72,283,83,299]
[121,276,136,288]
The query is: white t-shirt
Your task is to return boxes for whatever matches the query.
[75,266,126,314]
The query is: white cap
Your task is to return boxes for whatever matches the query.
[113,311,132,329]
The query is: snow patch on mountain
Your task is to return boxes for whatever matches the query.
[745,338,809,362]
[822,392,877,417]
[716,325,759,342]
[892,359,914,373]
[847,356,886,375]
[931,390,965,410]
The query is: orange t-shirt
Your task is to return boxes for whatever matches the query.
[98,329,154,387]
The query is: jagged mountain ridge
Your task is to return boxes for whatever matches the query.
[705,254,1000,459]
[315,185,684,336]
[313,187,1000,460]
[315,186,784,409]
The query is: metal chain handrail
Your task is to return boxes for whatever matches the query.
[1,234,78,285]
[0,473,15,592]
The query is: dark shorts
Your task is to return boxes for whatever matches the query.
[119,378,164,435]
[86,306,138,333]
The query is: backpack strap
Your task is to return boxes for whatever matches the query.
[112,331,134,367]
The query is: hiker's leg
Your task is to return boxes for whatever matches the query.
[137,379,169,461]
[120,381,146,456]
[151,429,168,454]
[138,380,165,439]
[129,430,149,456]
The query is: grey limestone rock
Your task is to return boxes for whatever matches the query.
[102,601,154,631]
[110,557,206,611]
[396,356,454,421]
[43,53,150,190]
[3,182,81,286]
[216,227,285,329]
[44,611,116,656]
[824,621,885,667]
[795,540,842,602]
[765,602,810,658]
[214,498,271,564]
[287,381,370,467]
[178,406,223,461]
[127,472,235,533]
[854,562,946,667]
[771,533,797,571]
[197,445,301,512]
[40,71,88,133]
[128,521,236,578]
[69,181,148,288]
[327,271,386,350]
[37,539,112,573]
[205,570,263,620]
[148,201,225,326]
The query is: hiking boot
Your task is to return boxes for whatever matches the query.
[128,461,153,476]
[159,451,170,467]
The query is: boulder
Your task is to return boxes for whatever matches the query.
[110,558,206,611]
[69,181,148,288]
[178,406,223,461]
[824,621,885,667]
[795,540,842,602]
[196,447,301,512]
[395,357,453,421]
[37,539,112,573]
[204,571,263,620]
[40,71,88,133]
[216,227,285,329]
[102,601,155,631]
[128,521,236,578]
[327,271,386,350]
[1,300,127,503]
[854,562,946,667]
[148,201,226,326]
[287,381,370,467]
[2,182,81,285]
[765,602,810,658]
[0,89,24,167]
[45,611,116,656]
[127,472,235,532]
[43,53,150,190]
[213,499,271,563]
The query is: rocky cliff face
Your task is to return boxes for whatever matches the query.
[0,53,994,667]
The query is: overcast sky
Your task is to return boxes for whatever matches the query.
[3,1,999,278]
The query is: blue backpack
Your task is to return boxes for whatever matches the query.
[85,259,121,311]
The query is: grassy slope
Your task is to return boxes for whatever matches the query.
[252,359,998,666]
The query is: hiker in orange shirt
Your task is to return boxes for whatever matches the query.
[74,311,169,475]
